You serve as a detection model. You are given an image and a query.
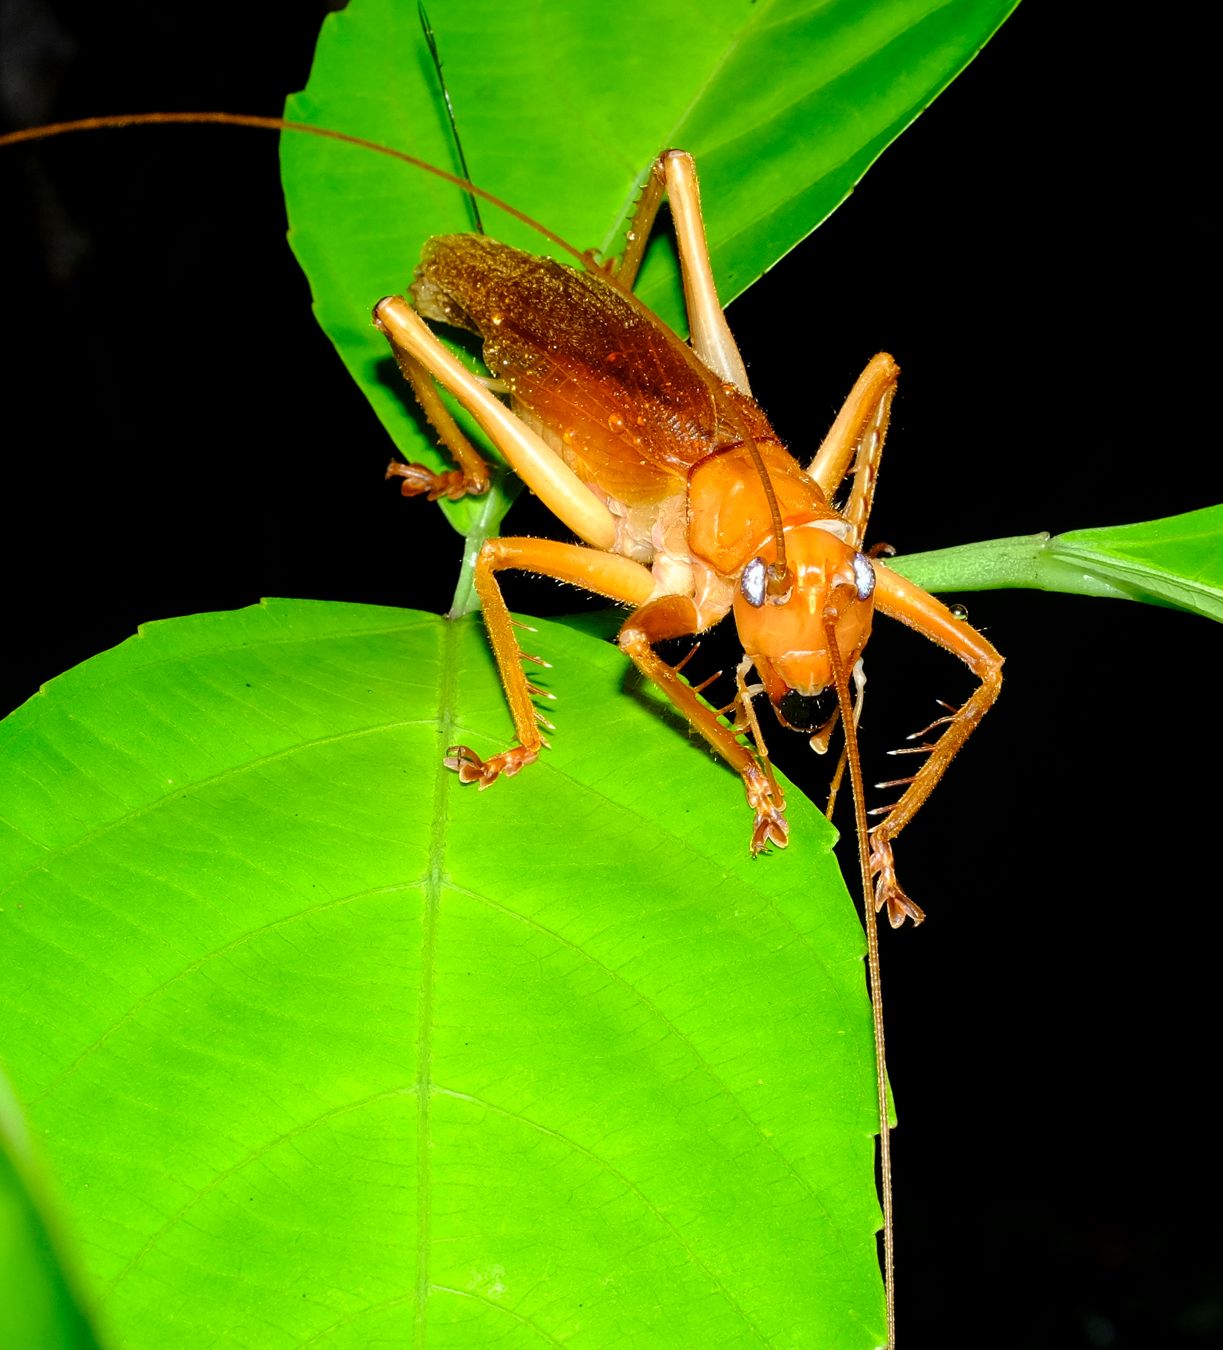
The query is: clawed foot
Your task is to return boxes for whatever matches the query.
[745,770,789,854]
[868,832,926,927]
[386,459,486,502]
[444,743,539,788]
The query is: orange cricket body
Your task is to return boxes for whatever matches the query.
[408,233,869,727]
[374,148,1001,938]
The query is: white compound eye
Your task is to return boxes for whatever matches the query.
[852,552,876,601]
[740,557,767,608]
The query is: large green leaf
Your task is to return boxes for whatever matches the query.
[0,600,885,1346]
[281,0,1020,534]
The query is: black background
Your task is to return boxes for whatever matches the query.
[3,2,1220,1345]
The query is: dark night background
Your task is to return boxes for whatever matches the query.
[2,2,1220,1345]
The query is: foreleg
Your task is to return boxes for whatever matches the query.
[619,598,789,853]
[869,567,1004,926]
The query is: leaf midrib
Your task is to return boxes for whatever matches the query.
[415,614,466,1342]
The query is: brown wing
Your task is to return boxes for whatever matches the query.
[411,234,761,505]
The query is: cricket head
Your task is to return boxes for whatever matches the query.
[732,522,875,735]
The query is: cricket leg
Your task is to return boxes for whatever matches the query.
[807,354,900,548]
[868,566,1005,926]
[619,597,789,853]
[374,297,618,551]
[446,538,656,784]
[614,150,752,397]
[382,340,492,500]
[619,150,899,540]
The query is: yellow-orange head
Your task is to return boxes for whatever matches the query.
[732,522,875,731]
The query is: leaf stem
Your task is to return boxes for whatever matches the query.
[447,468,517,618]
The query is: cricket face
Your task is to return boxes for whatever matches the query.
[732,522,875,731]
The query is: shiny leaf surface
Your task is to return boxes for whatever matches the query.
[0,600,884,1346]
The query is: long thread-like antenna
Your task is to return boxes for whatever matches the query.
[748,439,790,592]
[0,114,586,266]
[825,604,895,1349]
[417,2,483,235]
[733,429,789,591]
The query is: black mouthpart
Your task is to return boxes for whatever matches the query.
[776,686,838,733]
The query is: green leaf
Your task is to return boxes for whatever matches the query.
[0,1070,101,1349]
[889,505,1223,622]
[0,600,885,1347]
[281,0,1020,536]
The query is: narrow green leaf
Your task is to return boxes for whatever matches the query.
[1051,507,1223,618]
[0,600,885,1347]
[889,505,1223,622]
[280,0,1019,534]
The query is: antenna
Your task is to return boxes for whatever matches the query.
[0,114,587,266]
[825,603,895,1349]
